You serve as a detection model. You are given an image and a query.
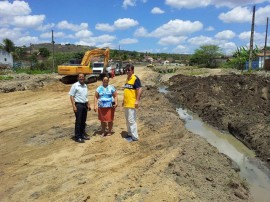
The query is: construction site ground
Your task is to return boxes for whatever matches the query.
[0,66,255,202]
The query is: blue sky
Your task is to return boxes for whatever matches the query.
[0,0,269,55]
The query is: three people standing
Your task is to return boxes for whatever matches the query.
[69,64,142,143]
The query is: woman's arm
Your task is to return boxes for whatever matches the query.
[113,91,118,108]
[94,91,99,112]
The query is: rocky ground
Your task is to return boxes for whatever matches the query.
[0,67,253,201]
[166,69,270,168]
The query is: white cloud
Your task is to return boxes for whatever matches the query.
[165,0,211,9]
[219,42,237,54]
[205,26,214,31]
[75,40,95,46]
[114,18,139,29]
[57,21,89,31]
[256,5,270,25]
[122,0,136,9]
[37,23,55,31]
[219,7,251,23]
[237,31,269,50]
[134,27,149,37]
[17,36,40,46]
[95,23,115,32]
[90,35,116,43]
[75,34,116,47]
[173,45,189,53]
[188,35,217,46]
[151,7,165,14]
[219,5,270,25]
[96,18,139,32]
[150,19,203,38]
[165,0,269,9]
[158,36,187,45]
[11,15,45,28]
[212,0,268,8]
[215,30,236,40]
[0,1,31,16]
[119,38,138,44]
[75,30,93,38]
[238,31,250,41]
[239,31,265,41]
[0,28,22,42]
[40,31,66,39]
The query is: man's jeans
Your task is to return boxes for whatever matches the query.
[75,103,87,139]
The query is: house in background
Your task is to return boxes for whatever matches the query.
[0,49,13,68]
[257,51,270,70]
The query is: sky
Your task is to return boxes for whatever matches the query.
[0,0,270,55]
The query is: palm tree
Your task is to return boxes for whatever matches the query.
[0,38,15,53]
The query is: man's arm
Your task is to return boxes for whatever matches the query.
[70,96,77,112]
[135,87,142,108]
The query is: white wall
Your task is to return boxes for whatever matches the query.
[258,56,270,68]
[0,49,13,67]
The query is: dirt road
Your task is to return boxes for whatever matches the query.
[0,67,252,201]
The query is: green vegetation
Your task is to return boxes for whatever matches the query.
[14,69,51,74]
[0,38,15,53]
[223,46,259,70]
[0,75,14,80]
[189,45,223,68]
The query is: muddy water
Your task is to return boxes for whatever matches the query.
[158,87,270,201]
[176,108,270,202]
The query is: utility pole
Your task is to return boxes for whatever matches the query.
[30,43,32,69]
[52,30,55,73]
[248,5,256,71]
[264,17,269,70]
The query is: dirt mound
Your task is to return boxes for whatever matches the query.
[167,73,270,167]
[0,73,61,93]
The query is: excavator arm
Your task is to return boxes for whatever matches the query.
[81,48,110,67]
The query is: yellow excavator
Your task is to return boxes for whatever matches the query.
[58,48,110,83]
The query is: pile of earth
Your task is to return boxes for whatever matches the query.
[0,73,60,93]
[166,73,270,167]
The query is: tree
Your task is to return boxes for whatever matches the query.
[190,45,223,68]
[38,47,50,58]
[0,38,15,53]
[13,46,27,60]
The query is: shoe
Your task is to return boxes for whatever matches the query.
[132,138,138,141]
[75,138,85,143]
[83,135,90,140]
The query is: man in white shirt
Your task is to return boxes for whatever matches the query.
[69,74,91,143]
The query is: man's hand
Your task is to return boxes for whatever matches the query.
[73,105,77,113]
[135,101,139,108]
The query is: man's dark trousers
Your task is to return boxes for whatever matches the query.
[75,103,87,139]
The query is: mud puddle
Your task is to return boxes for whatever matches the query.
[176,107,270,202]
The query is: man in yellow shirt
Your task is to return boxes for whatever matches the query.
[122,64,142,141]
